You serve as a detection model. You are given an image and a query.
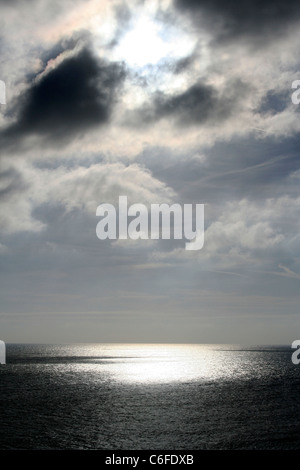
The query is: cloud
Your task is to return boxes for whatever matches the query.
[0,164,45,234]
[273,264,300,280]
[204,199,285,257]
[1,45,126,147]
[257,90,291,115]
[0,167,27,199]
[174,0,300,44]
[0,161,175,235]
[46,162,175,213]
[151,195,300,271]
[128,79,249,127]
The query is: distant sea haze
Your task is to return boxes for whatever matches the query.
[0,343,299,450]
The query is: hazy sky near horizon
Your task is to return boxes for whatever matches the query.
[0,0,300,344]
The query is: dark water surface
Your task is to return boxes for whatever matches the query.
[0,343,299,449]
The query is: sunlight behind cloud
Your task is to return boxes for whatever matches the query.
[113,15,194,68]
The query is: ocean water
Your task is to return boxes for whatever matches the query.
[0,343,299,450]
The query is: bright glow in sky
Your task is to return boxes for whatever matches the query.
[113,16,195,67]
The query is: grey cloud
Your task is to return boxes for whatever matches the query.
[1,46,126,147]
[108,3,132,49]
[257,90,291,115]
[174,0,300,43]
[0,167,27,199]
[173,54,197,75]
[131,79,248,127]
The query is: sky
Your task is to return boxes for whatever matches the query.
[0,0,300,344]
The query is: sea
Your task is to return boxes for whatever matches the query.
[0,343,299,450]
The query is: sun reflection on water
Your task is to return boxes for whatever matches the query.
[73,343,254,385]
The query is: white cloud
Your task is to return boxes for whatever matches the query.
[0,160,175,234]
[150,196,300,269]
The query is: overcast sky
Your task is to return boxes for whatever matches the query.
[0,0,300,344]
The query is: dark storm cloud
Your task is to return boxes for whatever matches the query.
[174,0,300,42]
[1,46,126,147]
[131,79,248,127]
